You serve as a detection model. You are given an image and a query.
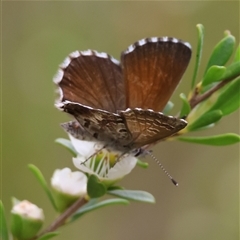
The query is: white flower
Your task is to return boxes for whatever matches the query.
[51,168,87,196]
[70,136,137,184]
[11,200,44,220]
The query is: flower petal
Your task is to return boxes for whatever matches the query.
[107,155,137,179]
[73,156,96,175]
[51,168,87,196]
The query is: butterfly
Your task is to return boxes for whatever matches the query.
[54,37,191,154]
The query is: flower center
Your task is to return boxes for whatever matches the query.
[89,150,120,178]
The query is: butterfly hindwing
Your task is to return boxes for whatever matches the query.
[120,108,187,148]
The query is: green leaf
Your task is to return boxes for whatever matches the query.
[187,110,223,131]
[177,133,240,146]
[70,198,129,223]
[0,201,9,240]
[191,23,204,89]
[28,164,58,211]
[162,101,174,114]
[202,65,226,87]
[107,185,124,191]
[207,77,240,116]
[87,175,107,198]
[137,159,149,168]
[108,190,155,203]
[221,61,240,81]
[205,32,235,73]
[55,138,77,157]
[234,44,240,62]
[37,232,59,240]
[179,93,191,117]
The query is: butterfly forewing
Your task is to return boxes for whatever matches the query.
[61,102,132,144]
[121,38,191,111]
[54,51,125,112]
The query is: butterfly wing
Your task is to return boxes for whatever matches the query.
[121,37,191,111]
[58,102,132,145]
[61,121,94,141]
[54,50,125,113]
[120,108,187,148]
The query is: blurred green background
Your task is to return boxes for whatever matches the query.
[2,1,239,240]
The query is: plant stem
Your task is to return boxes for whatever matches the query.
[35,197,88,238]
[189,76,237,109]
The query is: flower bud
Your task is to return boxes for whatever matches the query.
[51,168,87,212]
[11,199,44,240]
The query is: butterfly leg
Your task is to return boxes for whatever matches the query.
[80,144,108,165]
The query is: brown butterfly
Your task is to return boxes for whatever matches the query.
[54,37,191,154]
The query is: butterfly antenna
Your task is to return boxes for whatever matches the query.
[147,151,179,186]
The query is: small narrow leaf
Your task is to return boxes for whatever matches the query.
[28,164,57,211]
[207,77,240,116]
[221,61,240,80]
[55,138,77,157]
[87,175,106,198]
[191,23,204,89]
[163,101,174,114]
[205,33,235,73]
[179,93,191,117]
[37,232,59,240]
[137,159,149,168]
[178,133,240,146]
[108,190,155,203]
[202,65,226,87]
[234,44,240,62]
[187,110,223,131]
[0,201,9,240]
[70,198,129,223]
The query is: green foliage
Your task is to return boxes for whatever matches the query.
[163,101,174,114]
[108,190,155,203]
[187,110,223,131]
[234,44,240,62]
[37,232,59,240]
[179,93,191,117]
[178,133,240,146]
[191,24,204,89]
[0,201,9,240]
[137,159,149,168]
[206,77,240,116]
[220,61,240,81]
[183,27,240,145]
[28,164,58,211]
[202,65,226,87]
[204,31,235,73]
[70,198,129,223]
[87,175,107,198]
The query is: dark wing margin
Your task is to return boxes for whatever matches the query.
[121,37,191,111]
[54,50,126,113]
